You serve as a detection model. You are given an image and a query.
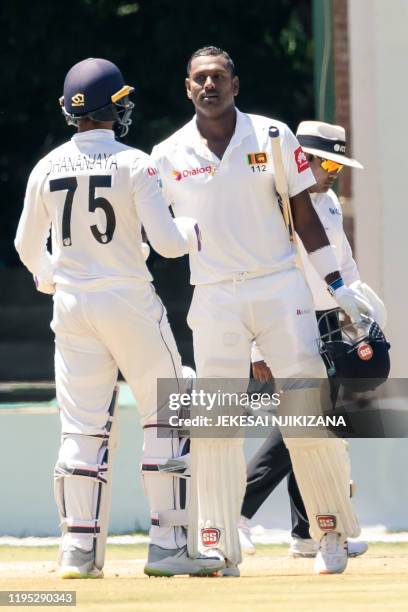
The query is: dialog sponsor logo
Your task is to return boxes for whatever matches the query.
[172,166,215,181]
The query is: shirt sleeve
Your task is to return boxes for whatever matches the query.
[328,192,360,285]
[14,161,54,282]
[150,145,175,209]
[281,125,317,198]
[339,216,360,285]
[130,154,189,258]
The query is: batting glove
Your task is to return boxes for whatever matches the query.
[34,275,55,295]
[174,217,202,252]
[329,283,373,323]
[349,280,387,328]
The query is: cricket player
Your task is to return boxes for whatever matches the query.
[151,47,373,575]
[14,58,224,579]
[239,120,386,559]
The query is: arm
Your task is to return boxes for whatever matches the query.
[291,189,341,288]
[131,156,200,258]
[278,125,339,281]
[250,342,273,382]
[291,191,373,320]
[14,163,54,283]
[291,189,331,254]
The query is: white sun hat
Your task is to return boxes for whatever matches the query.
[296,121,363,169]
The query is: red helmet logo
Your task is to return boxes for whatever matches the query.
[357,343,374,361]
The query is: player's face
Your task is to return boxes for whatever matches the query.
[185,55,239,118]
[307,155,342,193]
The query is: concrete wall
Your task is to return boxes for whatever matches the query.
[348,0,408,376]
[1,386,407,536]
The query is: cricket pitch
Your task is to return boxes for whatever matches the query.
[0,544,407,611]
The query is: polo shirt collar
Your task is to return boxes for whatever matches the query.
[183,108,252,158]
[72,129,115,142]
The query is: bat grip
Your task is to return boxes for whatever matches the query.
[269,126,280,138]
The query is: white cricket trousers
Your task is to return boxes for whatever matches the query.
[52,281,186,550]
[188,267,325,379]
[187,268,359,546]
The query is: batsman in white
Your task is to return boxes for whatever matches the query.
[240,120,387,560]
[152,47,374,576]
[14,58,224,579]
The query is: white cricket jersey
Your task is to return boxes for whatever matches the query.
[298,189,360,310]
[152,109,316,285]
[15,129,189,290]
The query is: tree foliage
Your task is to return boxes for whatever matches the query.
[1,0,312,264]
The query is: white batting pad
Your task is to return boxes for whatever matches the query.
[284,437,360,541]
[187,438,246,565]
[141,429,189,549]
[54,387,119,570]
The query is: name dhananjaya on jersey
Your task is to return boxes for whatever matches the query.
[46,153,118,174]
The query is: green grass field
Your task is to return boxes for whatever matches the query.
[0,543,407,612]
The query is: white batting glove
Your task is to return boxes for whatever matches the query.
[330,284,374,323]
[174,217,202,253]
[34,275,55,295]
[349,280,387,328]
[141,242,151,261]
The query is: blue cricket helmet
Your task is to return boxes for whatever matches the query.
[319,311,391,393]
[60,58,134,137]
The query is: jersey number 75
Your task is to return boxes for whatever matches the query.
[49,175,116,246]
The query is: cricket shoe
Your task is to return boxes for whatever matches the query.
[347,540,368,558]
[238,516,256,555]
[144,544,225,577]
[217,559,240,577]
[289,538,318,558]
[314,533,348,574]
[59,546,103,579]
[205,548,240,577]
[290,537,368,559]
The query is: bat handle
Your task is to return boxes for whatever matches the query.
[269,126,280,138]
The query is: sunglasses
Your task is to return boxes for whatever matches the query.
[319,158,344,174]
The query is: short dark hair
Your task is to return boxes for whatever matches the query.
[187,46,235,76]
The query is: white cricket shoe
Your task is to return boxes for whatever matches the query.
[314,533,348,575]
[347,540,368,558]
[289,538,318,558]
[290,537,368,559]
[144,544,225,577]
[59,546,103,579]
[238,516,256,555]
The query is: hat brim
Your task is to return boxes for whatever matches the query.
[302,146,363,169]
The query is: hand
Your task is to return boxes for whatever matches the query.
[332,284,373,323]
[174,217,202,252]
[34,275,55,295]
[349,280,387,328]
[141,242,151,261]
[252,360,274,383]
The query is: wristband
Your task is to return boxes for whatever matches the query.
[327,277,345,296]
